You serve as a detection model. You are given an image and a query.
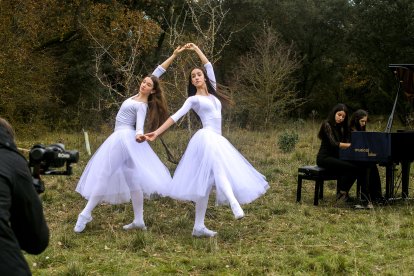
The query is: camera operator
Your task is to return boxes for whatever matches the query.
[0,117,49,275]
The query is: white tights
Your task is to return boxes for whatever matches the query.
[79,164,144,224]
[193,166,241,230]
[80,195,102,219]
[80,190,144,224]
[129,189,144,224]
[214,165,238,206]
[194,186,212,230]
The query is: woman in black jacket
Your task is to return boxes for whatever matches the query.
[0,118,49,275]
[316,104,370,206]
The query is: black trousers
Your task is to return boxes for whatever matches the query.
[317,156,370,198]
[363,165,382,200]
[338,164,382,201]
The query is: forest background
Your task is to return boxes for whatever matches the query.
[2,1,414,274]
[1,0,414,134]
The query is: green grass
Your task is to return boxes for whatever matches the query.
[19,120,414,275]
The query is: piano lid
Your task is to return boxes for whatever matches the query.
[389,64,414,100]
[385,64,414,132]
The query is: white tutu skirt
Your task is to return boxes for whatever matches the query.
[76,129,172,204]
[168,129,269,205]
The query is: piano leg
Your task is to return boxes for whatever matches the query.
[385,163,395,199]
[401,161,411,198]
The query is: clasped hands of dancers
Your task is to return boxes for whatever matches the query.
[74,43,269,237]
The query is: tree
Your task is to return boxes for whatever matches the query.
[0,0,77,131]
[270,0,352,114]
[344,0,414,120]
[0,0,165,131]
[79,2,162,110]
[232,27,303,129]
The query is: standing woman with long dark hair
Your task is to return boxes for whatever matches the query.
[74,48,184,233]
[141,43,269,237]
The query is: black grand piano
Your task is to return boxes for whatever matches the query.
[340,64,414,200]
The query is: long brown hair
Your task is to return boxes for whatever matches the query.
[187,66,234,107]
[145,76,178,163]
[146,75,169,132]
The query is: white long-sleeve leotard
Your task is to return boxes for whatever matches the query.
[113,66,166,135]
[75,65,171,204]
[170,63,221,134]
[167,62,268,204]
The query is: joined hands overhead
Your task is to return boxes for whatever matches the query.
[136,42,202,144]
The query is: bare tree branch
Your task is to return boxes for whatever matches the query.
[233,26,306,129]
[79,20,147,110]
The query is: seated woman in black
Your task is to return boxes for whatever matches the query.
[316,103,369,205]
[349,109,383,203]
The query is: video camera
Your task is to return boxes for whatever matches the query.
[29,143,79,194]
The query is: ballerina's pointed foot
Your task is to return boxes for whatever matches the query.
[192,227,217,237]
[231,202,245,220]
[74,214,92,233]
[123,221,147,231]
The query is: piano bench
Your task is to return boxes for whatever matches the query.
[296,165,341,206]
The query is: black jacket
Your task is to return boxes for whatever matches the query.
[0,126,49,275]
[317,121,348,161]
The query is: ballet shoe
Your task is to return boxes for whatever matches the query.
[74,214,92,233]
[123,221,147,231]
[230,202,245,220]
[192,227,217,237]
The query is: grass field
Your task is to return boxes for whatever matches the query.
[18,120,414,275]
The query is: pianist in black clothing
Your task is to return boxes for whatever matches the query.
[349,109,383,202]
[316,103,369,204]
[0,117,49,275]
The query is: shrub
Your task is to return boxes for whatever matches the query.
[278,130,299,153]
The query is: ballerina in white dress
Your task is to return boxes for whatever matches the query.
[141,43,269,237]
[74,47,184,233]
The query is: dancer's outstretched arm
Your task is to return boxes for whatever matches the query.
[152,45,185,77]
[136,118,175,142]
